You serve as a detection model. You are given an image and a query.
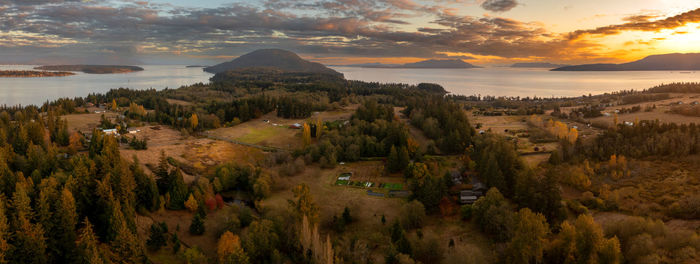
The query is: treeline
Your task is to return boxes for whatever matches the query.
[621,93,669,104]
[405,96,475,153]
[576,121,700,160]
[647,82,700,93]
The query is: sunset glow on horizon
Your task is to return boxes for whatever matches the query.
[1,0,699,66]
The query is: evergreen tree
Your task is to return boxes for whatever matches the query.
[167,169,188,210]
[56,188,79,263]
[189,213,205,235]
[398,146,410,171]
[77,218,106,264]
[146,222,168,251]
[132,157,160,212]
[0,199,10,263]
[10,183,47,264]
[387,146,400,172]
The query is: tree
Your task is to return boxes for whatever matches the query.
[184,194,198,213]
[146,222,168,251]
[398,146,410,171]
[132,157,160,212]
[505,208,549,264]
[11,182,48,264]
[288,184,320,224]
[218,231,249,264]
[388,146,400,172]
[547,214,622,264]
[243,220,279,263]
[0,199,9,263]
[472,188,516,242]
[167,169,188,210]
[253,174,271,200]
[57,188,79,263]
[111,99,118,111]
[315,118,323,138]
[303,123,312,145]
[77,218,106,264]
[400,200,426,229]
[190,113,199,130]
[189,213,205,235]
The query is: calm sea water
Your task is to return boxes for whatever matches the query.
[331,66,700,98]
[0,65,212,106]
[2,65,700,106]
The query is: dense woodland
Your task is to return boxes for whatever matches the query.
[0,72,698,264]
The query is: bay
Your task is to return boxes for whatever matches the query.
[331,66,700,98]
[0,65,212,106]
[3,65,700,106]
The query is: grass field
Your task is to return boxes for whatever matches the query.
[234,125,290,144]
[120,126,264,182]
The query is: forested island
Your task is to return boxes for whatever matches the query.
[0,70,75,77]
[34,65,144,74]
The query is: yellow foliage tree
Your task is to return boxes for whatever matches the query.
[315,118,323,138]
[190,113,199,130]
[290,184,319,223]
[111,99,118,111]
[184,194,198,213]
[217,231,249,264]
[302,123,311,145]
[68,132,82,154]
[568,128,578,144]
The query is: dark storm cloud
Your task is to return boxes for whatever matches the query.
[480,0,518,13]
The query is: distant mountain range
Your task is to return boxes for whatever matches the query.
[204,49,343,77]
[341,59,479,69]
[552,53,700,71]
[511,62,568,68]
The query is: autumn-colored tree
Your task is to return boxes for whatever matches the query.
[303,123,312,145]
[11,182,48,264]
[547,214,622,264]
[217,231,249,264]
[77,218,107,264]
[184,194,198,213]
[190,113,199,131]
[56,188,79,263]
[253,173,271,200]
[0,199,9,263]
[289,184,320,224]
[111,99,118,111]
[315,118,323,138]
[505,208,549,264]
[568,127,578,144]
[243,220,278,263]
[128,102,146,117]
[68,132,82,154]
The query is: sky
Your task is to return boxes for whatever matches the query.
[1,0,699,66]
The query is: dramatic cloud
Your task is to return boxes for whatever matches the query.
[481,0,518,13]
[570,8,700,39]
[0,0,697,64]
